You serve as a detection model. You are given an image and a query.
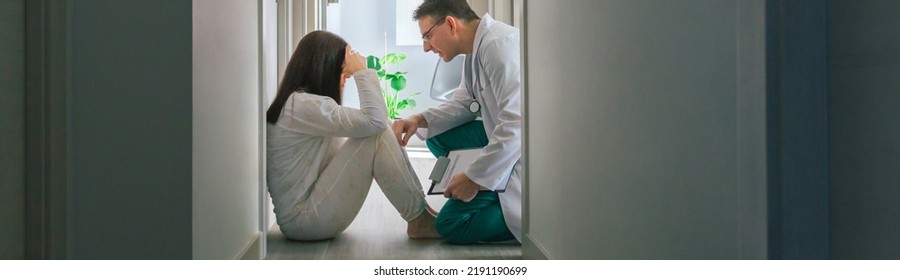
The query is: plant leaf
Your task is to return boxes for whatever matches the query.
[390,76,407,91]
[386,91,396,107]
[374,51,414,118]
[367,56,381,70]
[384,53,399,64]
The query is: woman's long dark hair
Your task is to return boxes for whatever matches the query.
[267,31,348,124]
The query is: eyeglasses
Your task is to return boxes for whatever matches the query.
[421,18,446,42]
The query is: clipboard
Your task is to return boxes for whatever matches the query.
[426,148,507,195]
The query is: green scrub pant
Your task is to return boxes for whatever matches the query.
[426,121,516,244]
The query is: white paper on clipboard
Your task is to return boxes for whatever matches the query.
[426,148,507,195]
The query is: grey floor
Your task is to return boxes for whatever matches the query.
[265,148,522,260]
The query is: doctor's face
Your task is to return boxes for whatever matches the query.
[419,16,458,62]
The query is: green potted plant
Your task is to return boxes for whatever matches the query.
[366,52,419,119]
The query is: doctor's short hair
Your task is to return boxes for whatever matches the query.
[413,0,480,23]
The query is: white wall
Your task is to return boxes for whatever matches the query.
[523,0,768,259]
[468,0,489,17]
[68,0,193,259]
[0,0,25,260]
[26,0,262,260]
[828,0,900,259]
[192,0,263,260]
[333,0,508,150]
[336,0,443,118]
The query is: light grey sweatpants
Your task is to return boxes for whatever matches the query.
[278,128,426,241]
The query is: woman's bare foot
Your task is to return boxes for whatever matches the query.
[407,210,441,239]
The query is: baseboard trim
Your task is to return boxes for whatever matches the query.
[237,231,263,260]
[522,233,551,260]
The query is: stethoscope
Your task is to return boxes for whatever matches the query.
[465,35,488,114]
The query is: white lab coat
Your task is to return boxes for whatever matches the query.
[419,14,523,242]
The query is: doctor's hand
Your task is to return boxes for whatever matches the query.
[391,114,424,146]
[444,173,480,202]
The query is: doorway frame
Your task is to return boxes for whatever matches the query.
[257,0,325,259]
[24,0,70,260]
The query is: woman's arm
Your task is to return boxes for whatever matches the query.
[276,47,389,138]
[278,69,388,138]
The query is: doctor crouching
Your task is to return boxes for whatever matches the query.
[391,0,522,245]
